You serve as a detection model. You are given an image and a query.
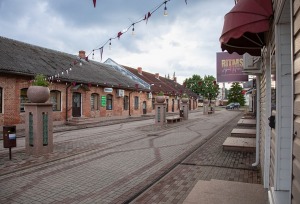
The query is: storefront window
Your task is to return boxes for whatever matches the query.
[91,93,99,110]
[20,88,29,112]
[134,96,139,109]
[106,94,113,110]
[50,90,61,111]
[124,96,129,110]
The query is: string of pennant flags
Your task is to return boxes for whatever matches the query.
[41,0,188,86]
[92,0,187,8]
[88,0,188,62]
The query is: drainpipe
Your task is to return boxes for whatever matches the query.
[66,83,72,122]
[128,91,134,116]
[252,76,260,166]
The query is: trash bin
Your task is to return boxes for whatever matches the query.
[180,110,184,117]
[3,126,16,148]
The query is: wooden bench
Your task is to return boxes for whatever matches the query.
[166,116,183,124]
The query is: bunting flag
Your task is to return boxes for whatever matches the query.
[144,12,151,24]
[117,31,123,39]
[86,0,189,62]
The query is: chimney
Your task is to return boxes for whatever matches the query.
[155,73,159,79]
[137,67,142,75]
[79,50,86,59]
[173,77,177,82]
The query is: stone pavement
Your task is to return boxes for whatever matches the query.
[0,109,267,204]
[130,111,267,204]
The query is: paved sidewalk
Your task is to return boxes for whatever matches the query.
[130,112,267,204]
[0,109,267,204]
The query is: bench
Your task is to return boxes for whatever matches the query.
[208,110,213,114]
[166,116,183,124]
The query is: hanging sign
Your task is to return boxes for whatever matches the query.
[104,88,113,93]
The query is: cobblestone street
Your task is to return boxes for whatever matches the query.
[0,110,265,204]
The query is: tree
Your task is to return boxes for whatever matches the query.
[184,74,202,94]
[184,75,219,101]
[227,82,246,106]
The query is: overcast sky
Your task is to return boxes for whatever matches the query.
[0,0,234,84]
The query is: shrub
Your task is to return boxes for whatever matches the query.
[32,74,49,87]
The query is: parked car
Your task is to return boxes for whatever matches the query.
[226,103,235,109]
[226,102,240,110]
[234,102,240,109]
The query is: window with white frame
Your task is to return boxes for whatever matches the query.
[50,90,61,111]
[20,88,29,112]
[91,93,99,110]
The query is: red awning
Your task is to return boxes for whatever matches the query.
[219,0,273,56]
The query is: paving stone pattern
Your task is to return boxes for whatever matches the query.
[0,110,256,204]
[131,114,262,204]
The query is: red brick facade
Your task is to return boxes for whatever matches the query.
[0,74,196,126]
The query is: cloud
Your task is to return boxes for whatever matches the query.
[0,0,234,84]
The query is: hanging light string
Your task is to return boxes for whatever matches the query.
[87,0,188,61]
[92,0,188,8]
[34,0,187,85]
[45,58,84,84]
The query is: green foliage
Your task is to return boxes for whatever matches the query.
[157,91,164,96]
[32,74,49,87]
[181,93,188,98]
[225,88,229,99]
[228,82,246,106]
[183,74,219,101]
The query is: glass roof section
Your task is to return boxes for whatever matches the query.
[104,58,151,90]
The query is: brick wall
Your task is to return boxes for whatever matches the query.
[0,74,198,126]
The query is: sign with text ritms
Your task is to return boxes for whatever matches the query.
[216,52,248,83]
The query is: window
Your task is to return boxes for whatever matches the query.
[124,96,129,110]
[0,87,2,113]
[50,90,61,111]
[106,94,113,110]
[91,93,99,110]
[20,88,29,112]
[134,96,139,109]
[152,98,155,109]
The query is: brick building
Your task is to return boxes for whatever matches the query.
[0,36,198,127]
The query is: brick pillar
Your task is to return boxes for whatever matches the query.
[180,102,189,120]
[24,103,53,155]
[155,103,166,125]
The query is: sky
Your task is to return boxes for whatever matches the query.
[0,0,235,84]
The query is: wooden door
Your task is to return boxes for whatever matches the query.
[72,92,81,117]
